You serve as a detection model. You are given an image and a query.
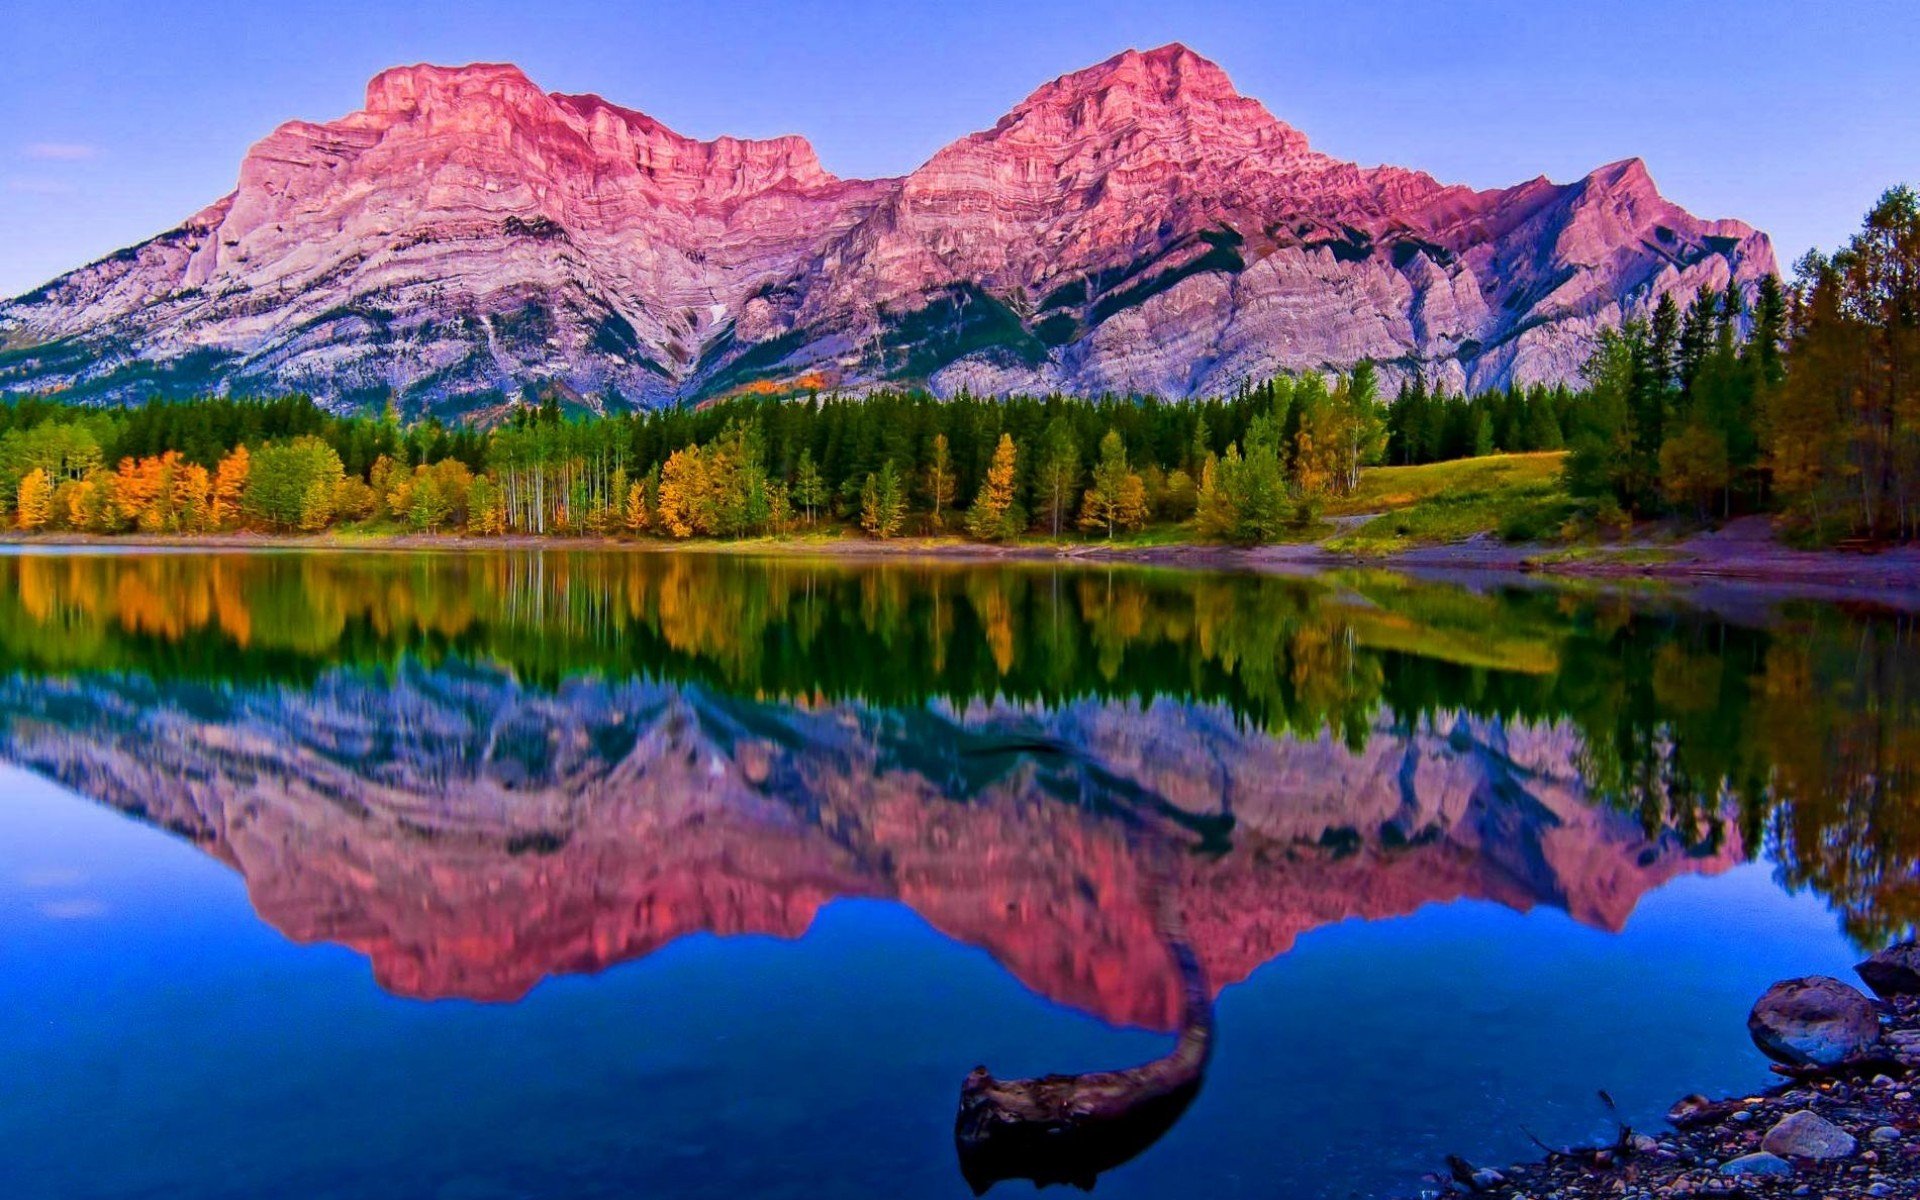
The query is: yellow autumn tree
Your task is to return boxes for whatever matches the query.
[66,469,121,533]
[112,454,167,531]
[656,446,707,538]
[624,480,651,533]
[211,446,250,530]
[965,433,1020,541]
[174,461,213,532]
[102,450,209,533]
[15,468,53,530]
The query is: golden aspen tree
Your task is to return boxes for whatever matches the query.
[15,468,53,530]
[175,462,213,532]
[624,480,651,533]
[656,446,705,538]
[966,433,1019,541]
[211,446,250,530]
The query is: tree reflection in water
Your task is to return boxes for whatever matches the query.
[0,549,1916,1188]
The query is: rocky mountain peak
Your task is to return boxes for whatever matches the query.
[982,42,1312,160]
[1046,42,1239,107]
[362,61,546,117]
[0,47,1776,409]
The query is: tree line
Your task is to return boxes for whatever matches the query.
[1563,186,1920,541]
[1384,379,1572,465]
[0,366,1388,543]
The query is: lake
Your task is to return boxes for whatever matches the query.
[0,549,1913,1200]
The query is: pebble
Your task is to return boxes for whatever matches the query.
[1730,1110,1753,1123]
[1871,1125,1902,1144]
[1760,1109,1857,1159]
[1717,1151,1792,1177]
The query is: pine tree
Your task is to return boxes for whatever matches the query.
[859,460,907,539]
[1193,448,1239,542]
[1521,392,1564,451]
[1187,415,1212,475]
[792,449,826,526]
[1677,287,1719,400]
[1078,428,1143,538]
[1035,418,1080,538]
[1650,293,1681,392]
[1472,411,1495,458]
[1748,274,1788,388]
[1238,416,1288,541]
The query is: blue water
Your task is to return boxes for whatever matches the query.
[0,766,1861,1200]
[0,551,1909,1199]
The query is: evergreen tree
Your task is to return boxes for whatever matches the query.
[1078,429,1147,537]
[1034,417,1080,538]
[793,449,826,526]
[859,460,908,539]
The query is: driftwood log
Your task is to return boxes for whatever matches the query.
[955,904,1213,1192]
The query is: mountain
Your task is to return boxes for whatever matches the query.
[0,45,1775,412]
[0,665,1738,1025]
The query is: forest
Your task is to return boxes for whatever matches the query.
[1,187,1915,547]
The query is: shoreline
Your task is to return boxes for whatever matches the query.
[1425,956,1920,1199]
[3,522,1916,605]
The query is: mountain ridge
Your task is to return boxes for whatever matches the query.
[0,44,1776,412]
[0,665,1739,1024]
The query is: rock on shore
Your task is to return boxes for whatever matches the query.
[1424,958,1920,1199]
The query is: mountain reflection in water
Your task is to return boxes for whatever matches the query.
[1,550,1916,1194]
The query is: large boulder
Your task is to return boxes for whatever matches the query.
[1760,1110,1857,1159]
[1857,943,1920,999]
[1747,976,1882,1068]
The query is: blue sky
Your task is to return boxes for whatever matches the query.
[2,0,1915,298]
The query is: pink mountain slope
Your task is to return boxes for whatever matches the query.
[0,46,1774,409]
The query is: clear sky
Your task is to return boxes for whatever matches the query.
[3,0,1915,299]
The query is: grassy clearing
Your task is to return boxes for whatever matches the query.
[1323,452,1568,517]
[1323,452,1575,555]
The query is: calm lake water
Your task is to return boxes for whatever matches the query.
[0,550,1914,1200]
